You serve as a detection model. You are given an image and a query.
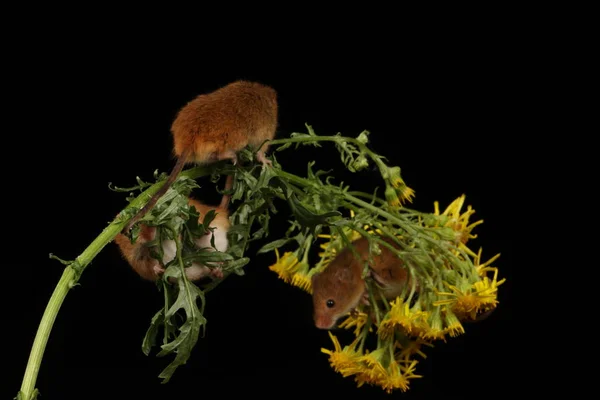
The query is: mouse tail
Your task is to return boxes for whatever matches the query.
[123,147,191,234]
[219,174,234,210]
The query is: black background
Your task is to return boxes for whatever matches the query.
[5,31,524,400]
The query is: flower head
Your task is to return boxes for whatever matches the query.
[434,253,505,321]
[395,338,434,360]
[442,308,465,337]
[378,297,428,339]
[419,308,447,341]
[321,331,363,375]
[378,359,422,393]
[385,184,401,208]
[268,249,300,283]
[429,194,484,256]
[338,311,371,337]
[289,257,315,293]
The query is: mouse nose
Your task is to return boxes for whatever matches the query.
[314,315,333,330]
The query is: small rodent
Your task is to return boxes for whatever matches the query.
[124,80,278,233]
[311,235,412,330]
[114,180,232,282]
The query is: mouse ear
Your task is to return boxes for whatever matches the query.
[334,266,355,282]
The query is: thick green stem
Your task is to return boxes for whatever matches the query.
[18,267,74,399]
[18,166,211,400]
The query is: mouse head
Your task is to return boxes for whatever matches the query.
[310,261,365,330]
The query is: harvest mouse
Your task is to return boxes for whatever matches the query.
[114,176,233,282]
[311,235,412,330]
[124,80,278,233]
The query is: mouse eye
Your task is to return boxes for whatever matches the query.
[326,299,335,308]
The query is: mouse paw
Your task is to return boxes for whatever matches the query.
[210,267,224,280]
[153,265,165,278]
[369,269,390,287]
[256,150,272,166]
[361,292,370,306]
[219,150,238,165]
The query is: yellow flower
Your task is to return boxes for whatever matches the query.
[419,309,447,341]
[434,264,505,321]
[385,184,401,208]
[474,247,501,277]
[442,309,465,337]
[395,338,434,360]
[352,346,389,387]
[290,259,314,293]
[430,194,484,257]
[395,185,415,205]
[355,353,423,393]
[338,311,370,337]
[378,359,422,393]
[472,273,505,308]
[359,346,387,369]
[321,331,363,375]
[354,363,388,388]
[268,249,300,283]
[378,297,429,339]
[385,166,415,204]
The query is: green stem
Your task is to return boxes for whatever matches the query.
[271,135,390,176]
[347,190,386,206]
[270,135,380,164]
[18,165,211,400]
[274,169,420,236]
[18,267,74,400]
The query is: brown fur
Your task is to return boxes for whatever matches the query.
[115,197,230,282]
[123,80,277,233]
[171,80,278,163]
[114,224,160,281]
[311,236,411,330]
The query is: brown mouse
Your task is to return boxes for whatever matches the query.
[311,235,412,330]
[114,177,233,282]
[124,80,278,233]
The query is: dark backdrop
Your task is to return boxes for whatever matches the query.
[6,43,519,400]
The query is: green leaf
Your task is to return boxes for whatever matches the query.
[156,268,207,384]
[142,309,165,356]
[227,223,249,236]
[223,257,250,271]
[183,251,234,263]
[275,142,293,152]
[257,238,294,254]
[201,209,217,230]
[287,193,341,235]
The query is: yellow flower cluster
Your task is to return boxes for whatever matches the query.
[430,194,485,258]
[321,332,422,393]
[434,248,505,321]
[269,195,505,393]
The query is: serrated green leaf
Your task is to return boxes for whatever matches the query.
[155,271,207,383]
[142,309,165,356]
[287,193,341,235]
